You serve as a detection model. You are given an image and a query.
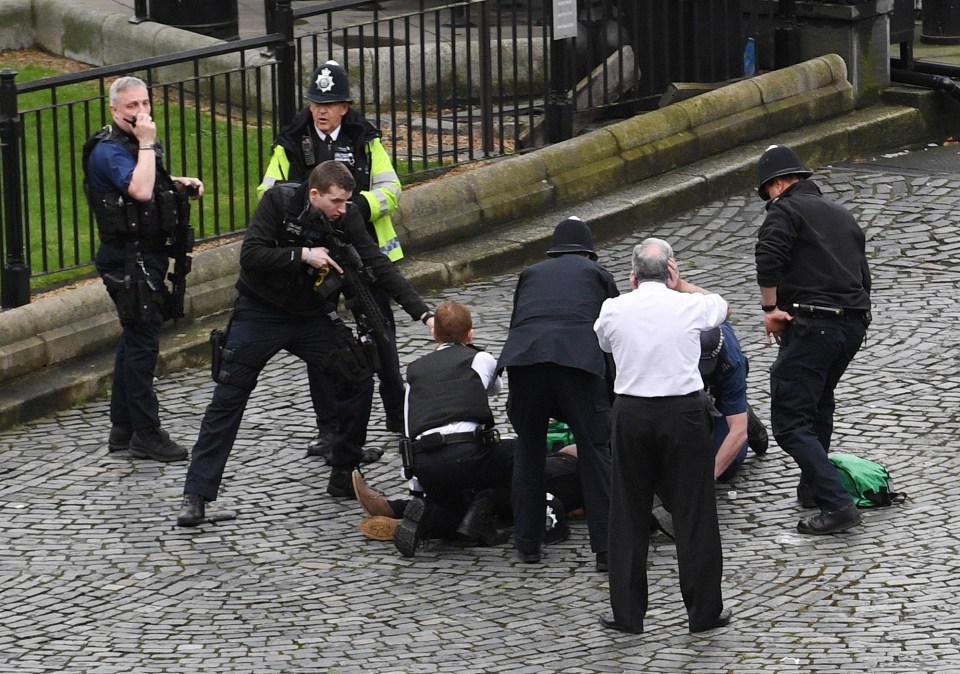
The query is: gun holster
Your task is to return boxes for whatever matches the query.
[102,269,154,325]
[210,328,226,383]
[399,437,415,479]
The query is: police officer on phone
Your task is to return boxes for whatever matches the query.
[755,144,871,536]
[83,76,203,462]
[259,61,406,456]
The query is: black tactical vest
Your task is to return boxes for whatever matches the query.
[81,125,179,248]
[406,344,495,439]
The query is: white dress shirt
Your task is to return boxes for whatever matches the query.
[594,281,728,397]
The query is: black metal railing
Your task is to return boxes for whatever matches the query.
[1,0,732,307]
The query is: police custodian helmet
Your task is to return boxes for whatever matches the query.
[305,60,352,104]
[756,144,813,200]
[546,216,598,261]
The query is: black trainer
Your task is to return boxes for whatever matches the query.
[177,494,206,527]
[129,428,188,462]
[797,504,861,535]
[690,607,733,633]
[108,425,133,453]
[395,496,426,558]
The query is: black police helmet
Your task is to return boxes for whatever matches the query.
[305,60,352,105]
[699,326,724,379]
[546,216,598,261]
[757,144,812,200]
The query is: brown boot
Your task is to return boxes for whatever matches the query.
[352,470,394,517]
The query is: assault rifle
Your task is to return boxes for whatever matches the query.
[310,224,391,372]
[163,185,196,321]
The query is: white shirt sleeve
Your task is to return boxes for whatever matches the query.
[472,350,502,395]
[703,294,729,329]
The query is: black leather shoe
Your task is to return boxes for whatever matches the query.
[595,551,608,572]
[130,427,188,462]
[457,489,500,546]
[690,607,732,633]
[177,493,205,527]
[797,504,861,535]
[395,496,426,558]
[746,405,769,455]
[516,549,542,564]
[796,481,816,508]
[306,430,336,459]
[599,611,643,634]
[108,425,132,452]
[327,467,356,499]
[359,447,384,464]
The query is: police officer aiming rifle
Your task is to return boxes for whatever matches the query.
[83,76,202,463]
[178,160,434,527]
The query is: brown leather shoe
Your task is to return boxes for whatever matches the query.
[352,470,394,517]
[359,516,400,541]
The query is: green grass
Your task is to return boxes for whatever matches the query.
[3,60,273,291]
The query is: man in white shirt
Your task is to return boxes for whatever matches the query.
[593,237,732,634]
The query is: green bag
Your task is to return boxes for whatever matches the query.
[546,420,575,453]
[829,453,906,507]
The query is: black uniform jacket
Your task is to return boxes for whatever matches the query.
[756,179,871,311]
[497,254,619,377]
[236,182,427,319]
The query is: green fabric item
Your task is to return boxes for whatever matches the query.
[546,420,574,453]
[829,453,905,507]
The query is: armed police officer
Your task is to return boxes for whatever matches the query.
[177,161,432,527]
[259,61,407,460]
[755,144,871,536]
[83,76,202,462]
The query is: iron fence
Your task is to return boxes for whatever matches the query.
[0,0,688,306]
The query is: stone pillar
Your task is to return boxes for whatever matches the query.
[743,0,894,105]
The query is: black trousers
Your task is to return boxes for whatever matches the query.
[413,438,515,538]
[506,364,612,555]
[770,313,866,510]
[608,394,724,633]
[95,246,168,432]
[184,297,373,501]
[308,285,405,430]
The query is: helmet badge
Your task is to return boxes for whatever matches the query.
[316,68,335,93]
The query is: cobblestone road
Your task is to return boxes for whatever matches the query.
[2,147,960,673]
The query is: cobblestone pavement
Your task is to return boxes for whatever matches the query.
[3,148,960,673]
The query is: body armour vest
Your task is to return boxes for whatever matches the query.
[82,125,179,248]
[406,344,494,439]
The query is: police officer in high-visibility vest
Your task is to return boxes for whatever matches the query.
[82,76,203,462]
[259,61,406,463]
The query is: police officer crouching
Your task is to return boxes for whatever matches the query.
[83,76,203,462]
[394,301,514,557]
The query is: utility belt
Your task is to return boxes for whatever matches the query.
[790,302,871,326]
[407,427,501,456]
[103,238,168,255]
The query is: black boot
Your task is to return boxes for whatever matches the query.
[177,494,205,527]
[746,405,769,455]
[130,427,188,462]
[797,504,861,535]
[457,489,500,546]
[327,466,356,498]
[108,425,132,453]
